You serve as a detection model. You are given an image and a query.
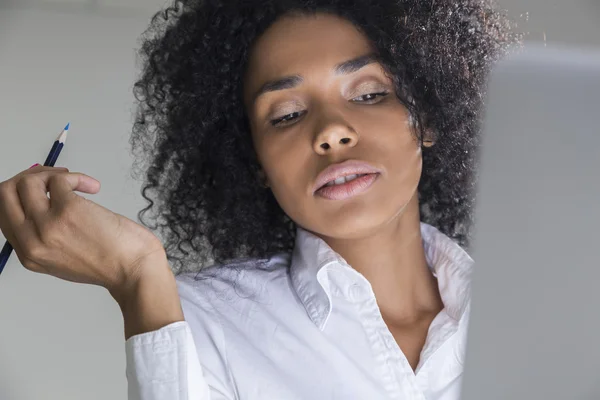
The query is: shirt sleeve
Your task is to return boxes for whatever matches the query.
[124,278,237,400]
[125,321,212,400]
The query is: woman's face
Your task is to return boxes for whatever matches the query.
[243,12,423,240]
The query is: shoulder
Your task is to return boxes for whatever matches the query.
[174,252,293,316]
[170,256,290,396]
[172,252,299,360]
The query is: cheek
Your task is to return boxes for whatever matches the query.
[261,151,319,225]
[268,174,313,229]
[376,124,423,195]
[394,139,423,188]
[260,142,308,199]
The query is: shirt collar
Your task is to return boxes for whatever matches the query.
[289,222,474,330]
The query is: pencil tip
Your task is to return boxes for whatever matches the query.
[64,122,70,131]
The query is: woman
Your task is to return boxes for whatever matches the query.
[0,0,521,399]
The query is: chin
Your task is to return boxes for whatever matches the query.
[307,207,394,240]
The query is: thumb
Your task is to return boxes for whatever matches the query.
[48,172,101,204]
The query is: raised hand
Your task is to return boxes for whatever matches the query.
[0,165,166,294]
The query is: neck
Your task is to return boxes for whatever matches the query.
[323,194,443,324]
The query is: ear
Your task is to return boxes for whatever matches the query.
[408,112,435,148]
[421,129,436,148]
[257,168,270,188]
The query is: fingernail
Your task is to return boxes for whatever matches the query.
[29,163,40,169]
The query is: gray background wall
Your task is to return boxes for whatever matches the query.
[0,1,598,399]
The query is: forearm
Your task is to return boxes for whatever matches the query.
[109,255,185,340]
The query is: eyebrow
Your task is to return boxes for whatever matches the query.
[252,53,378,103]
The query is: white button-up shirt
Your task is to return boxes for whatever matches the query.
[125,222,474,400]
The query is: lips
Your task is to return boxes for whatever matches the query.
[315,172,380,200]
[312,159,382,193]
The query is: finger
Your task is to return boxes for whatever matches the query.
[9,167,67,220]
[16,171,100,220]
[0,179,26,244]
[0,167,71,246]
[15,173,52,220]
[46,172,101,210]
[0,165,68,185]
[19,165,69,177]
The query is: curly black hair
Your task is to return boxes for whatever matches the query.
[129,0,522,275]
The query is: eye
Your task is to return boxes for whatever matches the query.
[269,92,389,126]
[270,110,306,127]
[351,91,390,103]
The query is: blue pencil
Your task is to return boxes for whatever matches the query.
[0,122,71,275]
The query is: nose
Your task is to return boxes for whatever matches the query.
[313,120,359,155]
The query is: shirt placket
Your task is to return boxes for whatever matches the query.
[349,283,427,400]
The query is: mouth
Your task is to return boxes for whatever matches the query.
[318,173,373,190]
[312,159,383,195]
[314,172,380,201]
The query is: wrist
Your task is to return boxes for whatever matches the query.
[108,249,169,306]
[108,253,185,339]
